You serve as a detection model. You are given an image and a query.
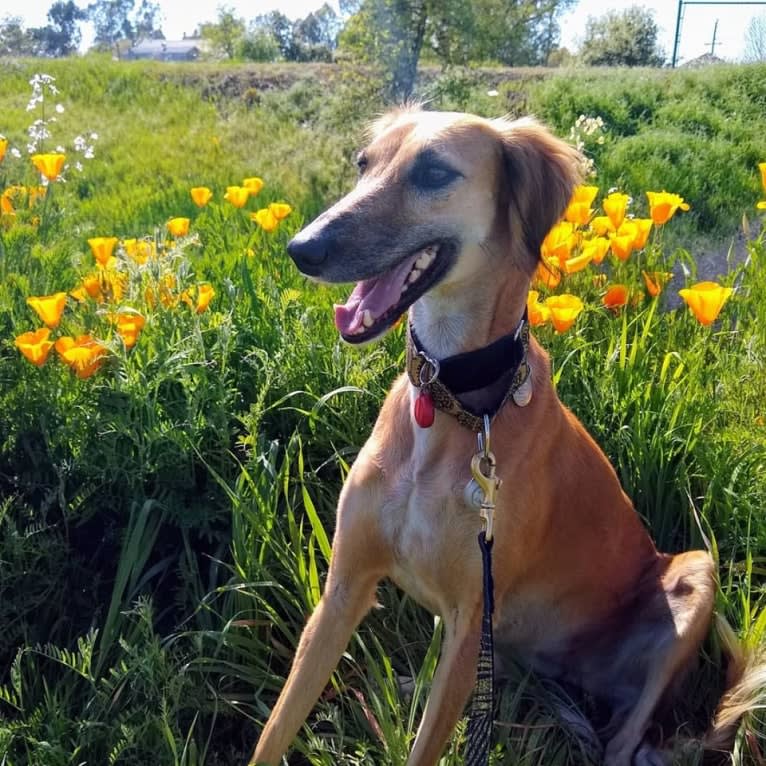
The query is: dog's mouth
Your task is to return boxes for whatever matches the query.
[333,241,454,343]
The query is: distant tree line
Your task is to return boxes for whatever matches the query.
[3,1,730,99]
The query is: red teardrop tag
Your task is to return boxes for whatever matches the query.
[414,389,435,428]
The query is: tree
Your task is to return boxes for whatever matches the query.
[339,0,575,100]
[0,16,39,56]
[33,1,87,57]
[743,13,766,62]
[579,6,665,67]
[87,0,162,52]
[199,6,246,59]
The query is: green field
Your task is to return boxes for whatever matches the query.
[1,57,765,765]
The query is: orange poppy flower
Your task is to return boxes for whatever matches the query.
[527,290,550,327]
[195,284,215,313]
[190,186,213,207]
[31,153,66,181]
[642,271,673,298]
[252,208,278,233]
[589,215,615,237]
[563,250,593,274]
[602,284,629,311]
[269,202,292,220]
[0,137,7,163]
[534,257,561,290]
[243,177,264,195]
[678,281,733,326]
[224,186,250,208]
[603,192,630,229]
[15,327,54,366]
[759,162,766,191]
[27,292,67,328]
[581,237,610,265]
[88,237,119,267]
[55,335,107,378]
[646,191,690,225]
[629,218,653,249]
[609,233,635,262]
[545,294,584,333]
[563,185,599,225]
[111,311,145,348]
[167,217,190,238]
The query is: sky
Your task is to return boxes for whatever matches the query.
[1,0,763,63]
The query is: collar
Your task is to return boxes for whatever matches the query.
[405,310,531,432]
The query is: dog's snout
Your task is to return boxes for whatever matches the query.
[287,232,331,276]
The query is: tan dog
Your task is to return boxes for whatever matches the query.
[251,108,760,766]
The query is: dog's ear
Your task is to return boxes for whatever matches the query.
[495,117,582,272]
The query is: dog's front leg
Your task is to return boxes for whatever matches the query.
[251,465,390,766]
[407,604,482,766]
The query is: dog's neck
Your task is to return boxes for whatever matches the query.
[408,267,531,417]
[408,268,530,360]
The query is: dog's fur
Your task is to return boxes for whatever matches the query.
[251,108,760,766]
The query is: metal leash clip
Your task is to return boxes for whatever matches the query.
[469,415,502,542]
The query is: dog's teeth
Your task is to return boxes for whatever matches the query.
[416,252,433,270]
[408,268,421,283]
[362,310,374,328]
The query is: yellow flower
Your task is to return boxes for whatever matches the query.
[252,207,278,232]
[678,281,733,326]
[759,162,766,192]
[88,237,119,267]
[27,292,68,328]
[602,284,629,311]
[533,257,561,290]
[31,153,66,182]
[589,215,615,237]
[190,186,213,207]
[603,192,630,229]
[1,192,14,215]
[15,327,54,366]
[269,202,292,220]
[629,218,653,249]
[581,237,610,265]
[545,294,584,333]
[0,137,7,163]
[243,177,264,195]
[224,185,250,208]
[110,311,145,348]
[541,221,577,266]
[527,290,550,327]
[758,201,766,211]
[564,185,599,225]
[167,217,190,238]
[642,271,673,298]
[609,233,635,262]
[28,185,47,207]
[195,284,215,313]
[55,334,107,378]
[563,250,593,274]
[123,238,155,265]
[646,191,690,225]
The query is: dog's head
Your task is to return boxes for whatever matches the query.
[288,107,581,344]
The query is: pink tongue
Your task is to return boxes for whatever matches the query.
[334,253,420,334]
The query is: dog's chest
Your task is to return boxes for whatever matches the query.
[380,457,485,616]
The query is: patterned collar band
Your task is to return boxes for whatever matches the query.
[405,310,531,432]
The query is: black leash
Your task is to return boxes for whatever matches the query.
[465,531,495,766]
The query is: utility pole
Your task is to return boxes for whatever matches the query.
[708,18,720,54]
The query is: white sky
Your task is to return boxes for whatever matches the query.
[1,0,762,63]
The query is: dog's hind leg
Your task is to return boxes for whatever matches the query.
[406,604,482,766]
[603,551,715,766]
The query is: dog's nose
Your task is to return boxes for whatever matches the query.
[287,232,330,276]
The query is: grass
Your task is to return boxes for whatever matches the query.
[0,56,765,765]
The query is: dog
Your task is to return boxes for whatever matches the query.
[251,107,761,765]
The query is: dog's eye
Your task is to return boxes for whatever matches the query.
[410,163,459,191]
[356,154,368,175]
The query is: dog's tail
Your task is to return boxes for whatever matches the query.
[703,613,766,753]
